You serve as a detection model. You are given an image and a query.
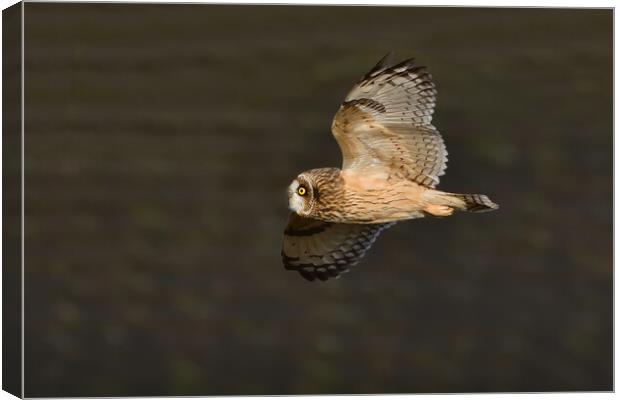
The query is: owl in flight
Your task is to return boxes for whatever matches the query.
[282,54,498,282]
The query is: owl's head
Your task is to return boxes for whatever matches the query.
[288,168,342,218]
[287,173,317,216]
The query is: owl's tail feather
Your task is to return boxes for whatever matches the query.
[427,191,499,214]
[449,193,499,212]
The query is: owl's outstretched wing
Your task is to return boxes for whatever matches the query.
[331,54,448,188]
[282,213,394,282]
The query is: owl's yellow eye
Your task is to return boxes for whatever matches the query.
[297,186,307,196]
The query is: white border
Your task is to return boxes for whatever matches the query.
[0,1,615,400]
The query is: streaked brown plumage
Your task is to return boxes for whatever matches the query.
[282,54,499,282]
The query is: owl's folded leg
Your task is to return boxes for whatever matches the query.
[423,204,454,217]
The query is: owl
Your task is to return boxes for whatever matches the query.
[282,54,498,282]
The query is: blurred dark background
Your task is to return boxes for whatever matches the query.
[21,4,612,396]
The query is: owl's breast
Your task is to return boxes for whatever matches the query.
[312,172,427,223]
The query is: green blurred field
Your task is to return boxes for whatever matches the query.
[21,4,612,396]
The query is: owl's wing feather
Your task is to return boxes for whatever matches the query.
[331,55,448,188]
[282,213,394,282]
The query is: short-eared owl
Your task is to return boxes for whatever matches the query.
[282,54,498,282]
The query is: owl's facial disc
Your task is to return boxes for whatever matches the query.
[288,177,312,215]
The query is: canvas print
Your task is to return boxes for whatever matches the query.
[2,2,613,397]
[282,53,499,282]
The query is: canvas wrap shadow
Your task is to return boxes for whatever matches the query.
[21,4,612,396]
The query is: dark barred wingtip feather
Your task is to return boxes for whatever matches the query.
[362,52,395,81]
[391,57,418,71]
[381,58,435,94]
[375,52,395,70]
[349,55,437,120]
